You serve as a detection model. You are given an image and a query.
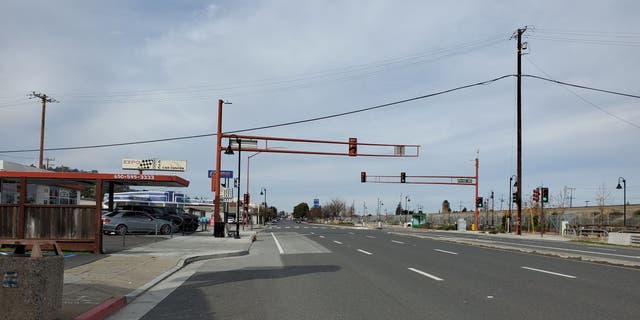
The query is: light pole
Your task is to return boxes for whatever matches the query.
[616,177,627,227]
[246,152,261,229]
[225,135,241,239]
[405,196,410,225]
[509,175,517,233]
[260,187,267,224]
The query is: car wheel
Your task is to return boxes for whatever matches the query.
[160,224,172,235]
[116,224,128,235]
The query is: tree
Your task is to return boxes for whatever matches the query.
[293,202,309,219]
[595,183,611,225]
[442,200,452,213]
[325,199,346,219]
[395,202,402,215]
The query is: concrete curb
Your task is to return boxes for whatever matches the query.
[73,243,254,320]
[390,232,640,269]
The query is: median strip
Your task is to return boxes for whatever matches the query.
[271,232,285,254]
[521,266,576,279]
[357,249,373,255]
[434,249,458,255]
[408,268,444,281]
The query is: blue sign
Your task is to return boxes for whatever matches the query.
[313,198,320,208]
[208,170,233,179]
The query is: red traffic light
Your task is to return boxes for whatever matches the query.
[349,137,357,157]
[533,188,540,202]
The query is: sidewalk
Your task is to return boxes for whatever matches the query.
[63,226,262,320]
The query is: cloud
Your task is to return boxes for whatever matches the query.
[1,1,639,212]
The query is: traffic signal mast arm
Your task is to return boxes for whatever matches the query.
[362,174,476,185]
[220,133,420,157]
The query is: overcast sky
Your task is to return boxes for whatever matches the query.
[1,1,639,213]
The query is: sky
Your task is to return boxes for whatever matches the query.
[1,0,639,214]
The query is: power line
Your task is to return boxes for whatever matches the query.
[2,73,639,154]
[0,75,514,154]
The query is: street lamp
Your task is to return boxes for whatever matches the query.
[225,135,241,239]
[616,177,627,227]
[260,187,267,224]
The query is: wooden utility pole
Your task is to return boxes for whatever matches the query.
[514,28,527,235]
[28,92,58,169]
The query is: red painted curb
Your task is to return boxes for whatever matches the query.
[74,296,127,320]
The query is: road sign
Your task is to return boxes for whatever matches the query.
[154,160,187,172]
[208,170,233,179]
[220,188,233,199]
[457,178,473,183]
[230,139,258,149]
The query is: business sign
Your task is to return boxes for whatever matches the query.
[208,170,233,179]
[122,159,187,172]
[220,188,233,199]
[313,198,320,208]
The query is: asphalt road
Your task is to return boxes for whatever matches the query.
[112,221,640,320]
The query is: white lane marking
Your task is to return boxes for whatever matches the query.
[349,232,355,235]
[304,227,309,229]
[408,268,444,281]
[391,240,405,244]
[331,227,337,230]
[285,226,291,229]
[319,235,325,238]
[513,244,639,259]
[310,232,315,235]
[434,249,458,255]
[366,235,376,239]
[295,226,300,229]
[271,232,285,254]
[333,241,343,244]
[312,227,318,229]
[521,267,576,279]
[357,249,373,255]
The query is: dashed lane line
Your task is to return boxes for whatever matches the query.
[333,241,343,245]
[357,249,373,255]
[391,240,405,244]
[521,266,576,279]
[434,249,458,255]
[408,268,444,281]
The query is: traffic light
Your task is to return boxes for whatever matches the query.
[361,171,366,183]
[349,137,357,157]
[541,187,549,203]
[533,188,540,202]
[512,192,518,203]
[476,197,484,208]
[400,172,406,183]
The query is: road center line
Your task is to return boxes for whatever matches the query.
[333,240,343,244]
[357,249,373,255]
[270,232,285,254]
[521,266,576,279]
[434,249,458,255]
[408,268,444,281]
[391,240,405,244]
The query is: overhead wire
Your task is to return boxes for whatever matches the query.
[2,73,639,154]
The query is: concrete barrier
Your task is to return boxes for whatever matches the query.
[1,254,64,320]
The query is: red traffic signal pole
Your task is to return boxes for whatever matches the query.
[213,99,224,230]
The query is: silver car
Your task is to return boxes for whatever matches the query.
[102,210,176,235]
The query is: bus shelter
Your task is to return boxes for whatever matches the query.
[0,171,189,253]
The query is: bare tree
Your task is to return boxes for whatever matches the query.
[324,198,346,219]
[442,200,452,213]
[595,183,611,225]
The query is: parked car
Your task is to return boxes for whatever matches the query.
[115,204,199,233]
[102,210,176,235]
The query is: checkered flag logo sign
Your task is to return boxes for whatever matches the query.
[138,159,155,170]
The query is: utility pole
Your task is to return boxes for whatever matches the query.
[28,92,58,169]
[567,187,575,208]
[44,157,55,170]
[512,27,527,235]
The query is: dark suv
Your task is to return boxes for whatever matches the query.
[115,204,199,233]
